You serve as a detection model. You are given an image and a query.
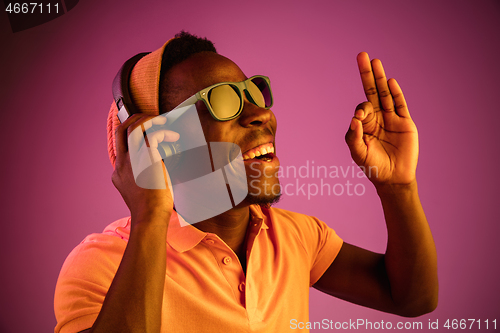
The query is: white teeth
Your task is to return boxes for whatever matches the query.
[242,143,274,161]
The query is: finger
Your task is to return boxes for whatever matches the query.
[354,105,365,121]
[345,116,367,165]
[128,126,179,174]
[145,129,180,149]
[129,130,170,190]
[141,114,168,133]
[355,101,377,132]
[115,114,143,157]
[127,115,168,151]
[355,101,372,120]
[127,114,164,136]
[128,122,148,153]
[357,52,380,111]
[132,143,169,190]
[388,78,410,118]
[371,59,394,113]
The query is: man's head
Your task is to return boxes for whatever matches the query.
[108,31,282,207]
[164,48,281,207]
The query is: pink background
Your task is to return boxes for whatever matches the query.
[1,0,499,331]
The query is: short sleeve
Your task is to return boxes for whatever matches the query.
[266,207,343,286]
[304,216,343,286]
[54,233,126,333]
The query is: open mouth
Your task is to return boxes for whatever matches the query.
[242,143,275,162]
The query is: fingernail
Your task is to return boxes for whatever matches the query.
[350,118,356,130]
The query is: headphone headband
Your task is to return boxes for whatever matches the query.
[112,52,151,122]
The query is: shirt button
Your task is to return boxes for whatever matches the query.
[205,239,215,245]
[239,282,246,292]
[222,256,232,265]
[253,223,258,227]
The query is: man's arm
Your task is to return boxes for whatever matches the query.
[313,52,438,317]
[314,181,438,317]
[84,114,178,332]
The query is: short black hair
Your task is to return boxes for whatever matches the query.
[160,31,217,112]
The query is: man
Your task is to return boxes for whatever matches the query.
[54,32,438,332]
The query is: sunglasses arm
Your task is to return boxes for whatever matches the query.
[173,94,199,110]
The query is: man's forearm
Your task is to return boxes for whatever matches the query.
[376,180,438,316]
[89,214,169,333]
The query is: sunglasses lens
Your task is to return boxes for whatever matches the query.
[246,80,266,108]
[250,77,272,107]
[209,84,241,119]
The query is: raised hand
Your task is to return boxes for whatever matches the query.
[345,52,418,186]
[112,114,179,222]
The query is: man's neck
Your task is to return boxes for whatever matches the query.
[193,205,251,266]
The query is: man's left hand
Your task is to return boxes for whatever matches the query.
[345,52,418,186]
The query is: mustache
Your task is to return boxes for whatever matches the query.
[241,127,275,148]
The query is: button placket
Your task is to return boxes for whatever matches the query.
[204,235,247,306]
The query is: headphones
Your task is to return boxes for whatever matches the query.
[112,53,182,169]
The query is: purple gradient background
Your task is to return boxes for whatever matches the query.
[1,0,499,332]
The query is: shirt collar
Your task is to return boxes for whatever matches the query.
[249,204,269,230]
[167,204,269,253]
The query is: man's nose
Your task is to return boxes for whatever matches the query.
[238,101,273,127]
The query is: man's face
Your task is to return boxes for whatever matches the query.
[165,52,281,206]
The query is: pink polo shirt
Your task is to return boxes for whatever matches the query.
[54,205,343,332]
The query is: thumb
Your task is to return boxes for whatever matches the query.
[345,112,367,165]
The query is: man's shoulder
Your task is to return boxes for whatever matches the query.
[266,206,315,221]
[100,216,131,240]
[265,206,327,229]
[259,205,343,278]
[54,218,132,333]
[73,217,131,251]
[261,205,335,244]
[59,217,131,275]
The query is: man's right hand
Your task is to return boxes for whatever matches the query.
[112,113,179,224]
